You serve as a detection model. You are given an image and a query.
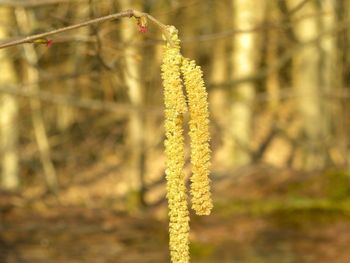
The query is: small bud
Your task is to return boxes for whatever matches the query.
[136,16,148,33]
[46,39,53,48]
[32,38,53,48]
[138,25,148,33]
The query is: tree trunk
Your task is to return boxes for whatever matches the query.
[230,0,262,165]
[319,0,341,166]
[265,1,280,111]
[210,1,230,166]
[339,0,350,172]
[56,3,89,130]
[15,7,58,192]
[0,7,19,191]
[286,0,326,169]
[119,0,145,207]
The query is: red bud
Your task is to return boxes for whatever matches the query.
[46,39,53,48]
[138,25,148,33]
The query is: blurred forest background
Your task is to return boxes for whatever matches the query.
[2,0,350,262]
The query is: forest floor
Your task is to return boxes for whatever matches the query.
[2,164,350,263]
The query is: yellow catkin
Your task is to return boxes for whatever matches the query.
[161,26,190,263]
[181,58,213,216]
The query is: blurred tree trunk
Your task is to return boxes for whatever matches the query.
[181,1,197,59]
[56,6,88,131]
[0,7,19,191]
[210,1,230,165]
[286,0,327,169]
[119,0,145,207]
[265,2,280,111]
[230,0,262,165]
[339,0,350,171]
[319,0,341,165]
[15,7,58,192]
[342,0,350,84]
[320,1,338,93]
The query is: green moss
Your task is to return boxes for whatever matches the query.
[278,169,350,201]
[323,170,350,200]
[190,241,215,259]
[215,198,350,219]
[214,170,350,227]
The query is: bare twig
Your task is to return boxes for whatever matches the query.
[0,0,82,7]
[0,9,168,49]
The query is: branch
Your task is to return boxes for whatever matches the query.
[0,9,168,49]
[0,0,80,7]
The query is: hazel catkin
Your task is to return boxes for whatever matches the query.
[161,26,190,263]
[181,58,213,216]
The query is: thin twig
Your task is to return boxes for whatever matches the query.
[0,0,80,7]
[0,9,168,49]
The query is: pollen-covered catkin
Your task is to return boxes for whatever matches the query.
[161,26,189,263]
[181,58,213,216]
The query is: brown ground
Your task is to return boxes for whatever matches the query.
[2,165,350,263]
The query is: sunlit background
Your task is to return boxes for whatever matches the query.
[1,0,350,262]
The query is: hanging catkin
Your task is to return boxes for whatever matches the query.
[181,58,212,216]
[161,25,190,263]
[161,25,213,263]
